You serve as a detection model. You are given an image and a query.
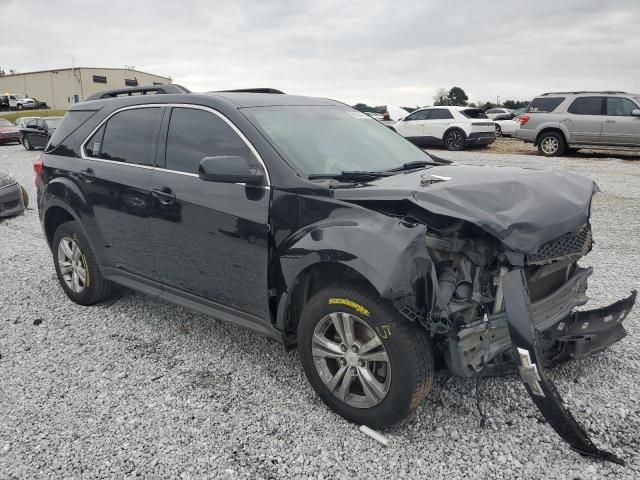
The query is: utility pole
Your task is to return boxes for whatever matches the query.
[496,95,500,107]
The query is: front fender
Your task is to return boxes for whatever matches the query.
[279,208,432,302]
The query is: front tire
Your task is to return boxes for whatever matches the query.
[52,221,114,305]
[298,284,433,428]
[537,131,566,157]
[444,129,466,151]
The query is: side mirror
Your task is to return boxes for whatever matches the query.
[198,155,264,185]
[631,109,640,117]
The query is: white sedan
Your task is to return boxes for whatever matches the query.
[391,106,496,150]
[494,118,519,137]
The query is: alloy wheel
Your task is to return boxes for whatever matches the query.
[541,136,559,155]
[57,237,88,293]
[23,138,30,150]
[311,312,391,408]
[495,124,502,137]
[445,131,464,149]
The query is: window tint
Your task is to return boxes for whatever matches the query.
[48,111,97,149]
[99,108,162,165]
[165,108,253,174]
[428,109,454,120]
[26,120,38,128]
[528,97,565,113]
[84,125,105,157]
[568,97,603,115]
[606,97,638,116]
[405,110,430,121]
[460,109,488,119]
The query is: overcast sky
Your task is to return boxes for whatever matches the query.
[2,0,639,106]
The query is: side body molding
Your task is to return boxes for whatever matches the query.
[502,268,625,465]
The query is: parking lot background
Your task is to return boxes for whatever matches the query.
[1,143,639,479]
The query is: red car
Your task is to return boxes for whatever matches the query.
[0,118,20,144]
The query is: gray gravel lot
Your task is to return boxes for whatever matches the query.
[1,143,639,479]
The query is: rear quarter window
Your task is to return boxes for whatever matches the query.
[47,110,98,151]
[460,109,488,119]
[528,97,565,113]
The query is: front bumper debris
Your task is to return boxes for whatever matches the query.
[502,268,635,466]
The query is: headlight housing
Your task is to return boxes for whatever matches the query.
[0,174,17,190]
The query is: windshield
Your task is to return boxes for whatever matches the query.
[243,106,435,177]
[0,118,13,127]
[44,118,62,129]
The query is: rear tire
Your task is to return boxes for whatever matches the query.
[22,137,33,151]
[52,221,114,305]
[537,131,566,157]
[495,124,502,137]
[297,283,434,428]
[444,129,466,151]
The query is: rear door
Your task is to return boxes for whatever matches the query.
[396,109,430,140]
[423,108,454,140]
[564,96,604,144]
[80,106,163,279]
[602,97,640,146]
[149,105,271,320]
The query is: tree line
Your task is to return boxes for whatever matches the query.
[353,86,529,113]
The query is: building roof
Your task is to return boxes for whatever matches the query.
[0,67,170,79]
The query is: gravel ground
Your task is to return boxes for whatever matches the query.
[0,143,639,479]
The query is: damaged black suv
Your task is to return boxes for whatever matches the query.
[36,85,635,464]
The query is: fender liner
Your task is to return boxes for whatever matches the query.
[502,268,625,466]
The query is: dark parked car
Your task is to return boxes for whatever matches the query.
[20,116,62,150]
[0,169,28,217]
[36,85,635,465]
[0,118,20,144]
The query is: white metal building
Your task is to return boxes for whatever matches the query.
[0,67,172,110]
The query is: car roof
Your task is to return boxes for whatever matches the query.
[71,91,345,112]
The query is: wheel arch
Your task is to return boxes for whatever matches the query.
[442,126,467,143]
[534,126,569,146]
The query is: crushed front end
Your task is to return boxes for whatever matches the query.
[398,215,635,465]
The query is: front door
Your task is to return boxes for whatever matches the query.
[564,96,604,144]
[79,106,164,278]
[150,106,271,320]
[602,97,640,146]
[396,109,430,141]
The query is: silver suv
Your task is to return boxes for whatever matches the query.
[516,91,640,156]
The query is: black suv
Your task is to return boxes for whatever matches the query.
[36,85,635,464]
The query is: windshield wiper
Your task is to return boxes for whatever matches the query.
[308,170,394,181]
[385,160,436,172]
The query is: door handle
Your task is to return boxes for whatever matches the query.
[78,168,95,182]
[605,119,616,123]
[151,187,176,205]
[561,118,572,122]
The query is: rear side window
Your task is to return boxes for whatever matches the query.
[429,109,454,120]
[405,110,430,121]
[97,108,163,166]
[47,111,97,150]
[164,107,253,174]
[460,109,488,119]
[568,97,604,115]
[528,97,565,113]
[605,97,638,116]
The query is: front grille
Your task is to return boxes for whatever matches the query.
[527,224,592,265]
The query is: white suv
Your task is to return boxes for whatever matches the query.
[391,106,496,150]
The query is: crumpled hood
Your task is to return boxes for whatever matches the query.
[333,165,598,254]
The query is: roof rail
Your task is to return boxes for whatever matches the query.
[86,84,191,101]
[214,88,285,94]
[540,91,627,96]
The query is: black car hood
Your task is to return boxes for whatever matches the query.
[333,165,598,254]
